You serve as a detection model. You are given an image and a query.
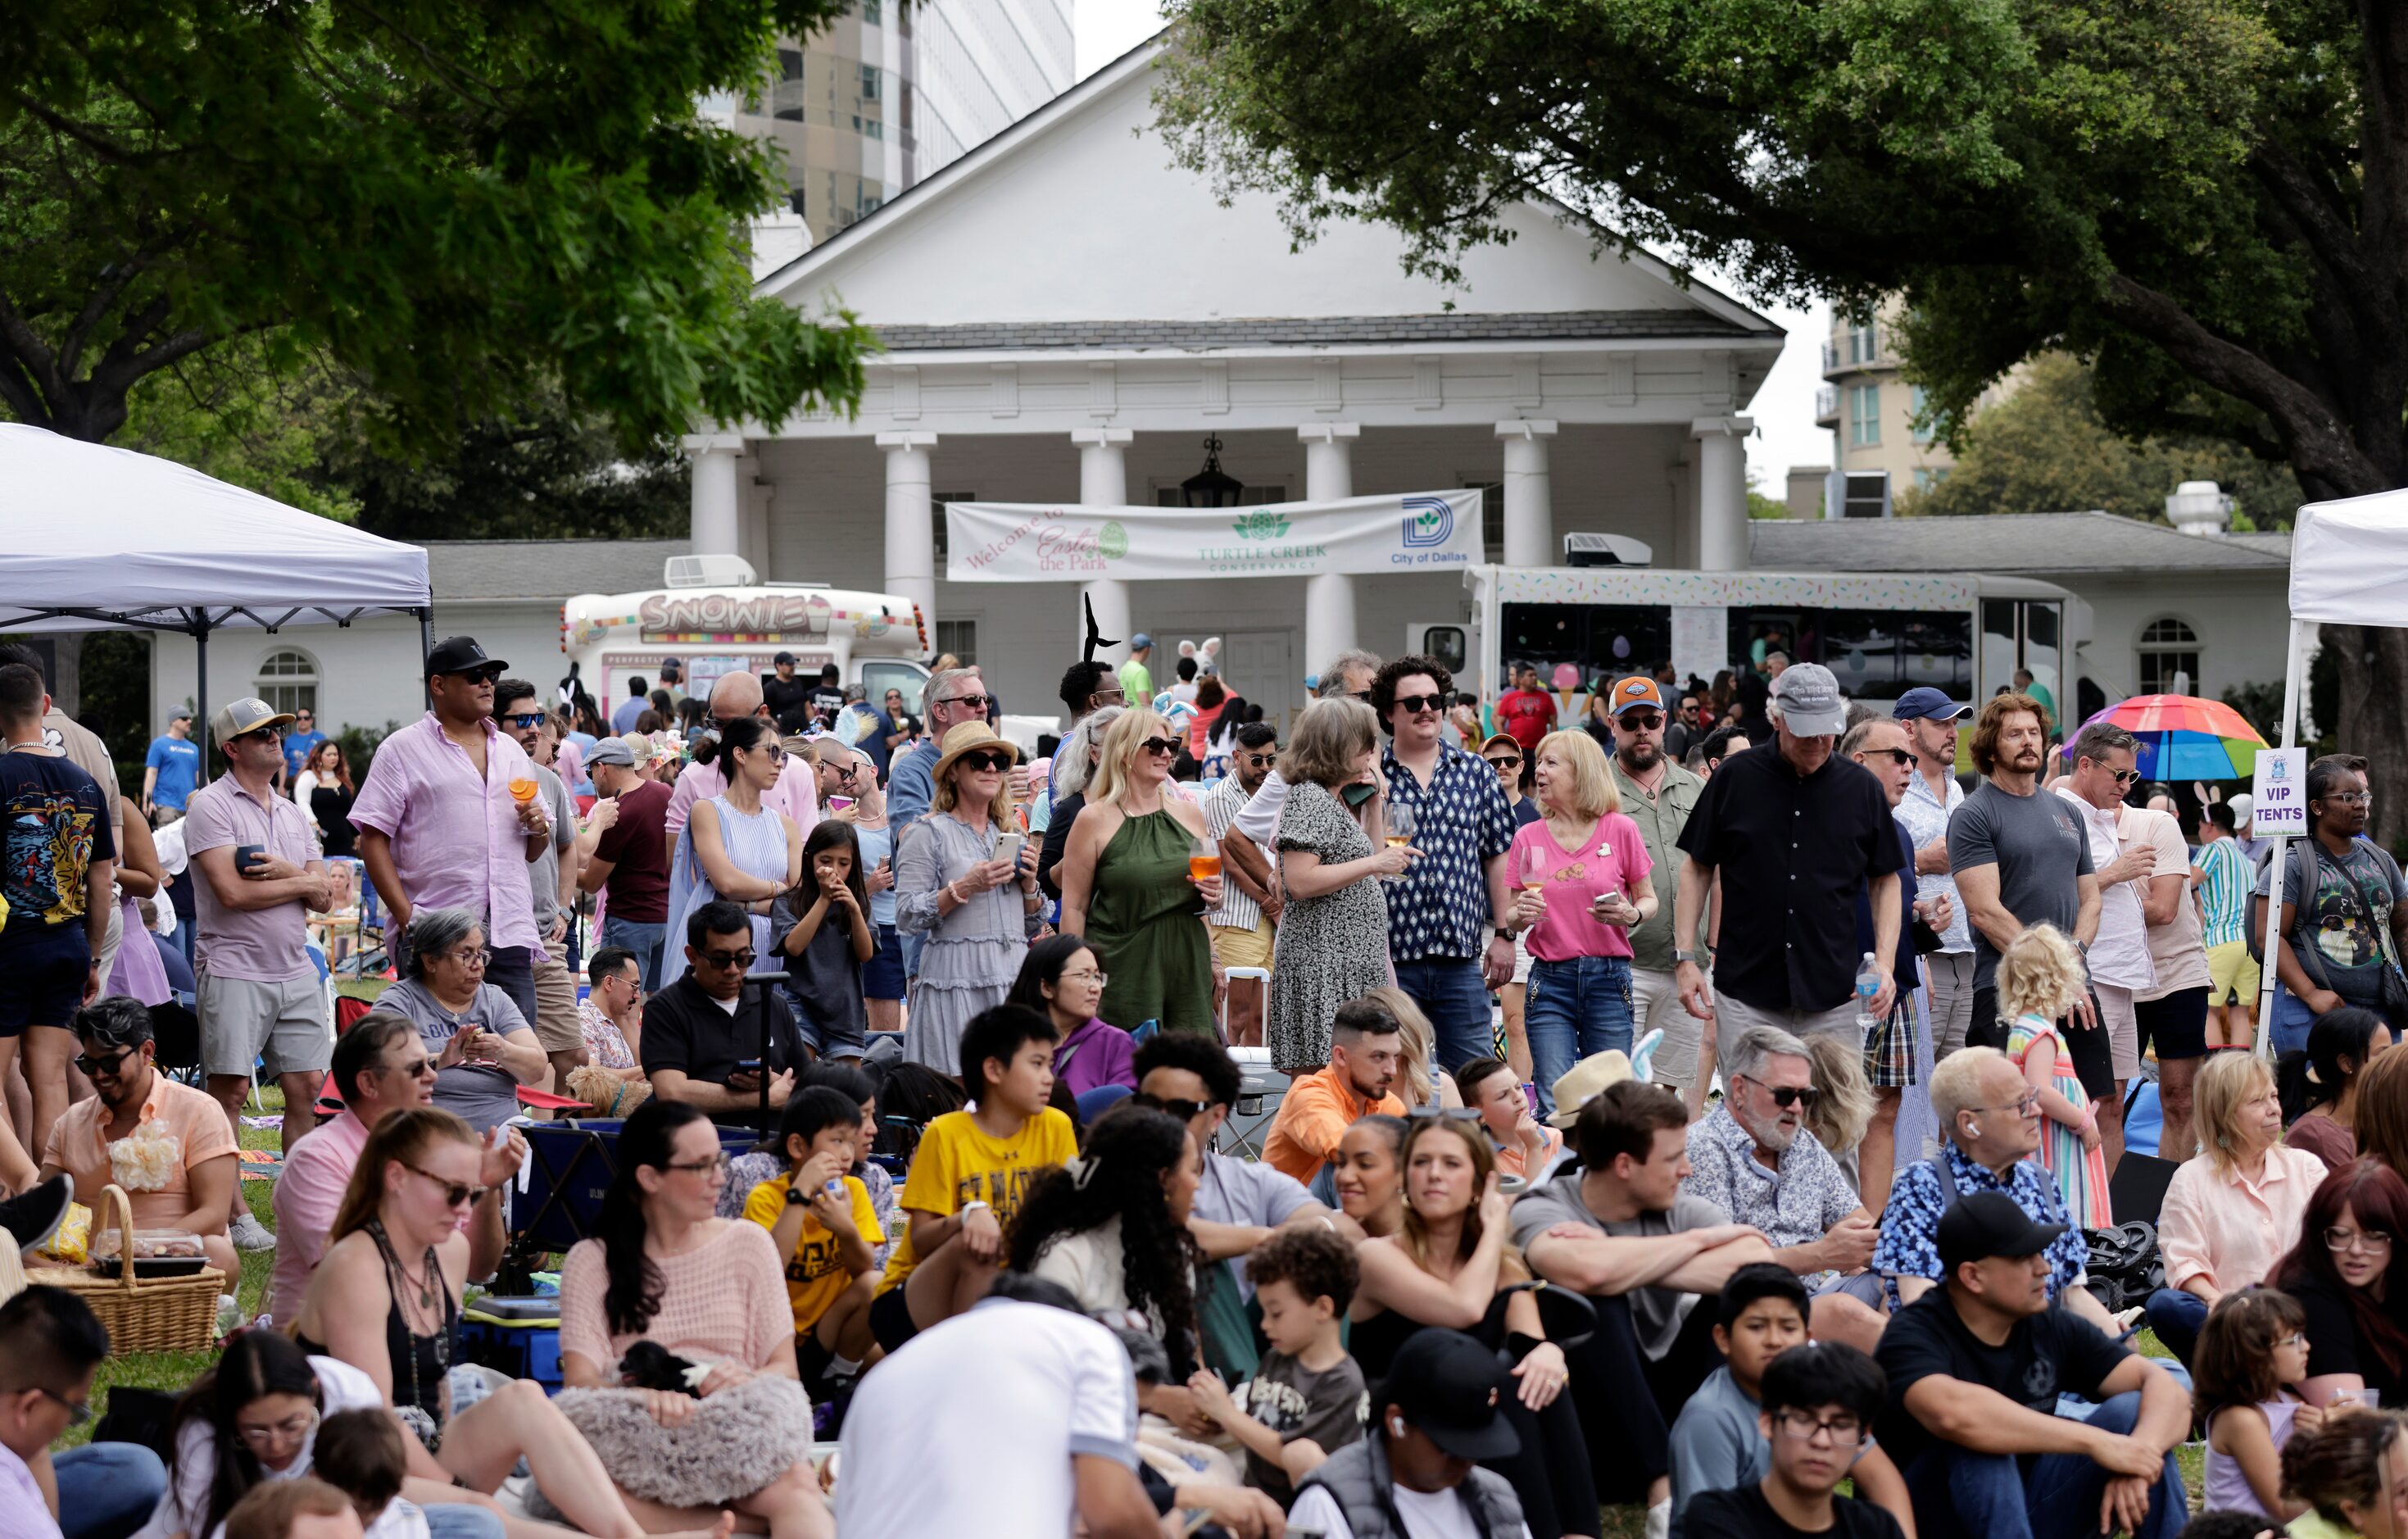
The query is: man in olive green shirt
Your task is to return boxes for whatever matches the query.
[1601,677,1708,1103]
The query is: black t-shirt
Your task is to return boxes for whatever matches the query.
[809,685,846,729]
[1681,1487,1905,1539]
[0,750,116,960]
[2291,1269,2408,1406]
[1873,1287,2131,1472]
[762,674,815,733]
[638,975,805,1128]
[1673,740,1906,1012]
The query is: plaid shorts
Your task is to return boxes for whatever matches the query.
[1863,996,1919,1088]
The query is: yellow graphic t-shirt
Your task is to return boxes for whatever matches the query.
[741,1175,881,1336]
[875,1107,1077,1296]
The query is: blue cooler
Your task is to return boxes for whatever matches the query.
[460,1296,563,1390]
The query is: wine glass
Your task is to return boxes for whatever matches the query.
[1384,803,1417,882]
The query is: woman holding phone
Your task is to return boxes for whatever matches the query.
[1057,709,1222,1037]
[894,723,1041,1075]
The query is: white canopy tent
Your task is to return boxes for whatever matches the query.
[0,423,433,773]
[2254,488,2408,1047]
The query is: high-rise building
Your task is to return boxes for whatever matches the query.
[706,0,1074,247]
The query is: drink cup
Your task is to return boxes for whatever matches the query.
[1190,853,1222,881]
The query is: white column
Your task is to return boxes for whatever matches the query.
[876,430,939,636]
[1072,429,1134,666]
[1300,423,1360,679]
[683,433,744,559]
[1494,420,1558,568]
[1693,415,1754,572]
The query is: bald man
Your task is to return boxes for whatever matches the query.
[664,671,823,841]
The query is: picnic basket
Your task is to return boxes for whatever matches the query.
[32,1184,224,1355]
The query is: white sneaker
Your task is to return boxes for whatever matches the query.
[229,1211,275,1251]
[1645,1499,1671,1539]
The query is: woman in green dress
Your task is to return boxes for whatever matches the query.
[1058,708,1223,1035]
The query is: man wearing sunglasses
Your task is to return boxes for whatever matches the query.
[643,900,804,1128]
[1199,722,1282,1044]
[1601,677,1709,1105]
[2054,721,2186,1173]
[279,707,329,788]
[353,636,551,1026]
[39,996,242,1282]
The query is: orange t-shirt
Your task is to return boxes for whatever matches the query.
[1263,1067,1405,1183]
[43,1073,239,1230]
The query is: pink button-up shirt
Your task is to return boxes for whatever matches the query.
[266,1105,370,1322]
[350,714,542,955]
[664,754,821,842]
[2159,1141,2329,1294]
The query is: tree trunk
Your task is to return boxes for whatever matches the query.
[2327,624,2408,853]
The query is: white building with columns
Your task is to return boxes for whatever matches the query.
[687,37,1783,724]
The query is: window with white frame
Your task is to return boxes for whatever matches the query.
[1848,321,1878,364]
[1849,385,1881,446]
[2138,616,2201,696]
[256,648,319,718]
[933,619,977,666]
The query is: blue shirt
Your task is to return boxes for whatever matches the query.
[1380,738,1515,961]
[611,697,646,733]
[145,733,202,810]
[1871,1141,2088,1311]
[280,729,328,781]
[887,740,941,842]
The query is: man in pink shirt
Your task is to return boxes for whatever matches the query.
[351,637,553,1024]
[664,669,822,842]
[265,1011,523,1324]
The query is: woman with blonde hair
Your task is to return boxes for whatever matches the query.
[1506,729,1657,1116]
[1363,985,1464,1110]
[894,721,1041,1074]
[1996,924,2109,1224]
[2143,1047,2330,1365]
[1268,697,1412,1073]
[1801,1033,1875,1178]
[1057,708,1222,1037]
[292,1110,700,1539]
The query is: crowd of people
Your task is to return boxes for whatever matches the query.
[8,629,2408,1539]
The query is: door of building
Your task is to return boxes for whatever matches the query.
[1217,630,1296,733]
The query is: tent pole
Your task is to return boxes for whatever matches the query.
[195,616,211,788]
[2253,615,2308,1056]
[420,609,435,711]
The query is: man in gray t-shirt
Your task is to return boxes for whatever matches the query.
[1948,779,2096,993]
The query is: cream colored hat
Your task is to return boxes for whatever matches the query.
[1547,1051,1635,1130]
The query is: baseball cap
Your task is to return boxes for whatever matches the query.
[424,636,506,679]
[211,697,294,743]
[2229,793,2255,826]
[1131,633,1153,649]
[1935,1191,2067,1273]
[658,657,682,676]
[583,737,637,769]
[1893,687,1970,724]
[1769,661,1848,737]
[1479,733,1521,757]
[1380,1329,1521,1461]
[1605,676,1665,716]
[773,651,796,666]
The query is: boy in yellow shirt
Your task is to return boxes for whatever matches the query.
[743,1085,881,1396]
[868,1004,1075,1351]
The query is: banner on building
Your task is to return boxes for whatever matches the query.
[942,489,1485,583]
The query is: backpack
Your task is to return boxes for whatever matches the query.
[2251,838,2408,1019]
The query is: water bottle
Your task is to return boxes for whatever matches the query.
[1854,952,1883,1032]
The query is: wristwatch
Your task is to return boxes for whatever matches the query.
[1675,948,1706,965]
[786,1187,809,1206]
[1494,926,1515,942]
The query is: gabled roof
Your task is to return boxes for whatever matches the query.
[756,36,1779,347]
[424,539,691,603]
[1747,512,2292,575]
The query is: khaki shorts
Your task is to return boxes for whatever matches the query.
[528,954,583,1054]
[1210,918,1273,972]
[197,969,331,1079]
[2097,981,2140,1079]
[2206,940,2262,1006]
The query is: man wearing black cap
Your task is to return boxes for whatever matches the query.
[762,652,814,734]
[351,637,553,1023]
[1874,1192,2187,1539]
[1289,1328,1531,1539]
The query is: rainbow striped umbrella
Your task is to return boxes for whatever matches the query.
[2080,694,2269,780]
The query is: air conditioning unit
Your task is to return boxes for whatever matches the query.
[663,554,757,588]
[1822,470,1893,520]
[1562,533,1654,568]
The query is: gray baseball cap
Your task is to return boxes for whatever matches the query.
[1769,661,1848,737]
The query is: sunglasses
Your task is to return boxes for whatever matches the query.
[1136,1095,1210,1122]
[1240,751,1278,767]
[1617,712,1665,731]
[1860,747,1915,767]
[1737,1074,1821,1110]
[941,693,992,710]
[2106,766,2142,785]
[1393,693,1447,715]
[959,751,1014,774]
[1349,689,1374,702]
[445,665,505,685]
[501,712,546,729]
[701,947,757,971]
[401,1160,487,1208]
[1484,754,1522,769]
[747,742,787,761]
[388,1052,441,1078]
[1139,737,1181,756]
[236,725,286,743]
[73,1044,138,1077]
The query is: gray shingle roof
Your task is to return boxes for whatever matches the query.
[425,538,692,602]
[870,310,1765,353]
[1748,512,2292,574]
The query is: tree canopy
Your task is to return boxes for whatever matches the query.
[0,0,873,455]
[1159,0,2408,839]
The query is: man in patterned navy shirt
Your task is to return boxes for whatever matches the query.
[1372,655,1517,1072]
[1871,1045,2117,1331]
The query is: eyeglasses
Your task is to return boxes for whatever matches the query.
[1484,755,1522,770]
[72,1044,138,1077]
[1859,747,1915,767]
[2277,1332,2309,1351]
[666,1151,733,1177]
[1240,752,1278,767]
[1771,1410,1866,1446]
[1092,686,1127,703]
[940,693,992,710]
[501,712,546,729]
[1736,1074,1821,1110]
[1618,712,1665,731]
[1139,737,1181,756]
[1972,1090,2045,1119]
[401,1160,487,1208]
[36,1388,92,1428]
[237,1407,320,1448]
[1392,693,1447,715]
[1063,968,1109,986]
[2326,1227,2394,1254]
[700,947,756,971]
[440,947,492,969]
[2329,791,2374,806]
[958,751,1014,774]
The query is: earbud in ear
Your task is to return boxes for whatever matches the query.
[1966,1123,1981,1140]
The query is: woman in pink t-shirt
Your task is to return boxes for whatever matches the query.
[1505,730,1658,1118]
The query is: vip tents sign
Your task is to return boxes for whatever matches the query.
[943,490,1485,583]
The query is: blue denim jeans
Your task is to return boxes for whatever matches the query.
[598,915,669,992]
[1524,955,1634,1116]
[56,1442,169,1539]
[1391,956,1495,1075]
[1902,1391,2187,1539]
[2143,1287,2210,1367]
[425,1506,510,1539]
